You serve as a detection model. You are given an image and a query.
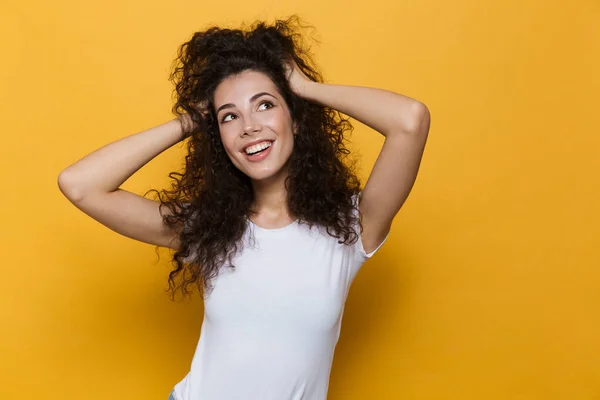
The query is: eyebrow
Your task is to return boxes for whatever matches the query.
[216,92,276,114]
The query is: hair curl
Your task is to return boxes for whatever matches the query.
[146,15,363,301]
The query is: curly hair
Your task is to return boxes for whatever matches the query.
[146,15,363,301]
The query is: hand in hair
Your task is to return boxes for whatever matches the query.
[178,100,210,140]
[284,58,313,98]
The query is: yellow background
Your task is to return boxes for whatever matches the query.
[1,0,599,398]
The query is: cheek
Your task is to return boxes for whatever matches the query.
[285,137,295,157]
[218,134,237,158]
[271,112,291,131]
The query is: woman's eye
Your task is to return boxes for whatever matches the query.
[258,101,273,110]
[220,102,272,123]
[221,114,236,123]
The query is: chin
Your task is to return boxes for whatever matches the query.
[229,145,293,182]
[243,167,285,182]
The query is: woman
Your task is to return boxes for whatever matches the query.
[58,15,430,400]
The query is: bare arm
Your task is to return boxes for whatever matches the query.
[286,61,430,254]
[58,119,186,196]
[58,118,190,250]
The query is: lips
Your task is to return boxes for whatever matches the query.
[242,139,273,153]
[243,140,274,162]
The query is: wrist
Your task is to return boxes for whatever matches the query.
[177,114,194,140]
[295,80,318,101]
[298,81,321,103]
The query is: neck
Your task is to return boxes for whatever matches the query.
[249,166,291,218]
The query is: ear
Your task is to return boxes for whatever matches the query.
[293,121,298,135]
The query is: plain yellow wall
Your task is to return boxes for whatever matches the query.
[1,0,599,398]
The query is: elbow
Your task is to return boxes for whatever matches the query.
[405,102,430,135]
[57,171,84,202]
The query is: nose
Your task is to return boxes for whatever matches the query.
[241,115,262,136]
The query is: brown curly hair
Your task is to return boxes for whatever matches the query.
[146,15,363,301]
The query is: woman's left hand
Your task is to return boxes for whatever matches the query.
[284,58,313,98]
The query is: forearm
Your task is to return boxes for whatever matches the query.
[300,81,426,137]
[58,118,185,199]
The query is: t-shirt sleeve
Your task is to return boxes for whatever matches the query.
[353,191,390,259]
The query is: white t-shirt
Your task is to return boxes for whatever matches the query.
[172,193,389,400]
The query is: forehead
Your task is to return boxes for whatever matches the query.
[214,70,280,106]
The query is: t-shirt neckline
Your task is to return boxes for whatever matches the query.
[247,217,298,232]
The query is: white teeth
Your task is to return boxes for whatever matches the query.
[244,141,272,155]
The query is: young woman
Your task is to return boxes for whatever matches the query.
[58,16,430,400]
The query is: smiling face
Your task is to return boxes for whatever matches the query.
[213,70,296,183]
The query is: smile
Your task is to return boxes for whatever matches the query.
[244,140,272,155]
[243,141,273,162]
